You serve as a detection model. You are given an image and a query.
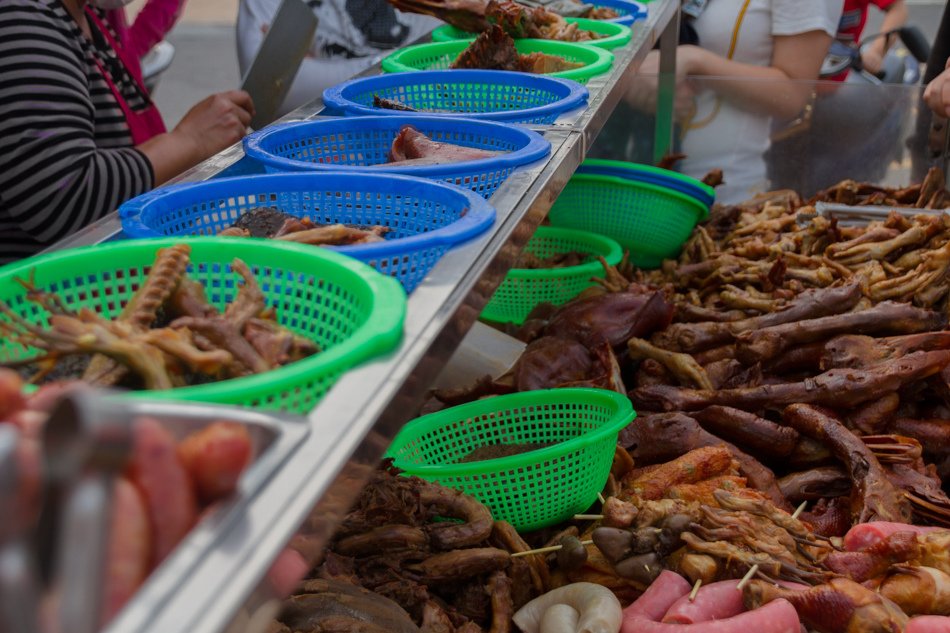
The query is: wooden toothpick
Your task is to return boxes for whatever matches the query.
[689,579,702,602]
[598,492,607,504]
[736,564,759,591]
[791,501,807,520]
[510,540,594,558]
[574,514,604,521]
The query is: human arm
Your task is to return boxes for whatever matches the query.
[674,30,833,120]
[924,58,950,118]
[861,0,909,74]
[138,90,254,184]
[126,0,187,60]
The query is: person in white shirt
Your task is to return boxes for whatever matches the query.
[236,0,439,117]
[626,0,844,203]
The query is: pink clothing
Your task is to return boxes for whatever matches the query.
[104,0,185,83]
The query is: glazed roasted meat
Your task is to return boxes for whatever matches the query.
[450,25,583,73]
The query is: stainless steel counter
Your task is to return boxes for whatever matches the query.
[84,5,682,631]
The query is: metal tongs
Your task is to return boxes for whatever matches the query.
[0,390,134,633]
[801,201,948,227]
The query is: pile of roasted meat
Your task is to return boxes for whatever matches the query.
[450,26,583,74]
[0,245,317,390]
[387,0,605,41]
[262,171,950,633]
[2,377,253,626]
[219,207,390,245]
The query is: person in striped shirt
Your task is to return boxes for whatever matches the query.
[0,0,254,264]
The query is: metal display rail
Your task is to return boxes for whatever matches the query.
[52,4,682,631]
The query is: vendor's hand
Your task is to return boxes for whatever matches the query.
[860,47,884,76]
[924,58,950,118]
[624,49,696,120]
[172,90,255,162]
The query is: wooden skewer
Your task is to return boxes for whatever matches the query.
[689,579,702,602]
[598,492,607,504]
[791,501,807,520]
[510,540,594,558]
[736,564,759,591]
[574,514,604,521]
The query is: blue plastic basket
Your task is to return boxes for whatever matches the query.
[118,172,496,293]
[591,0,647,26]
[323,70,588,124]
[243,116,551,199]
[575,161,715,207]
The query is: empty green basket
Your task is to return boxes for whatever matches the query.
[549,173,708,268]
[0,237,406,414]
[387,388,636,531]
[381,39,614,84]
[481,225,622,325]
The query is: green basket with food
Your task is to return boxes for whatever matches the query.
[387,388,636,531]
[431,18,633,50]
[481,225,622,325]
[0,237,406,414]
[381,39,614,84]
[548,173,709,268]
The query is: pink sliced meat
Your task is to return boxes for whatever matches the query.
[844,522,944,551]
[101,478,151,625]
[662,581,746,624]
[624,599,801,633]
[128,417,198,567]
[623,570,691,623]
[907,616,950,633]
[176,421,252,502]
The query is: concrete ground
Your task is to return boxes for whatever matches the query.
[142,0,948,129]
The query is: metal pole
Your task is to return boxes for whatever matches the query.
[653,7,681,164]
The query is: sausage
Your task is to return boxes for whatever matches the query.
[844,522,944,551]
[266,548,309,598]
[176,421,252,501]
[128,417,198,566]
[662,581,745,624]
[622,600,801,633]
[0,368,25,421]
[513,582,622,633]
[101,477,151,624]
[623,570,691,622]
[907,616,950,633]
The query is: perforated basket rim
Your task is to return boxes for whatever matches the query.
[565,172,711,222]
[243,115,552,177]
[387,388,636,477]
[0,237,406,403]
[430,18,633,50]
[579,158,715,207]
[322,70,589,122]
[118,172,497,257]
[504,225,622,280]
[380,40,615,83]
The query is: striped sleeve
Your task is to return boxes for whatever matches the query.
[0,3,154,247]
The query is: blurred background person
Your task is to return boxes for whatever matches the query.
[614,0,843,203]
[236,0,439,117]
[833,0,907,79]
[104,0,187,84]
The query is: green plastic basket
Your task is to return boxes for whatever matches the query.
[481,225,622,325]
[431,19,633,51]
[387,388,636,531]
[548,173,708,268]
[381,39,614,84]
[0,237,406,414]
